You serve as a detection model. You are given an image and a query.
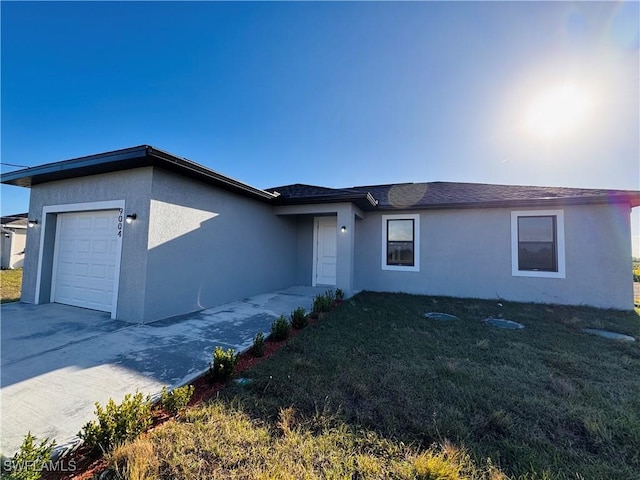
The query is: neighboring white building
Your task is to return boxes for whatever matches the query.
[1,146,638,322]
[1,214,27,269]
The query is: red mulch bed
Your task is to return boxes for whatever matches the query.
[41,312,329,479]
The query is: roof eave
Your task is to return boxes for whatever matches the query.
[146,147,276,201]
[0,145,277,202]
[376,195,640,210]
[274,192,379,210]
[0,145,151,187]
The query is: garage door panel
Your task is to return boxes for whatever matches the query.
[76,217,92,230]
[56,286,113,309]
[92,239,110,254]
[75,262,90,277]
[53,210,120,313]
[57,260,74,276]
[86,288,110,305]
[75,240,91,254]
[89,264,107,279]
[93,216,111,230]
[61,241,76,254]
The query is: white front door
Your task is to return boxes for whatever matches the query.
[313,217,337,286]
[51,210,120,312]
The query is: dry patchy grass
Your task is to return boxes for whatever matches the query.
[107,402,507,480]
[0,268,22,303]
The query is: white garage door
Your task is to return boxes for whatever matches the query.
[52,210,120,312]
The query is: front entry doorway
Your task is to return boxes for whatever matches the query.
[313,217,337,286]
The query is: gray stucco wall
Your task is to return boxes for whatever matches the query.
[354,203,634,310]
[22,168,153,321]
[21,166,299,323]
[21,165,634,321]
[296,216,314,285]
[143,169,298,322]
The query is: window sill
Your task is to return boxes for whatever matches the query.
[382,264,420,272]
[512,269,565,279]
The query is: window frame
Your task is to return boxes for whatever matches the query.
[511,210,565,278]
[381,214,420,272]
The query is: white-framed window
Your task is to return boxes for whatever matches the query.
[511,209,565,278]
[381,214,420,272]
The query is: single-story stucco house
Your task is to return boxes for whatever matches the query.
[1,213,27,270]
[1,145,638,322]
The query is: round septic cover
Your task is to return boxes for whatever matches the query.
[483,317,525,329]
[582,329,636,342]
[233,377,253,385]
[424,312,459,321]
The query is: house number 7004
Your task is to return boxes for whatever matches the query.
[117,208,123,237]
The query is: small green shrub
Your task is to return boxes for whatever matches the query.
[312,291,335,313]
[159,385,194,416]
[251,332,266,357]
[633,269,640,282]
[312,294,326,313]
[2,433,55,480]
[79,392,152,453]
[271,315,291,341]
[209,346,238,383]
[335,288,344,302]
[290,307,308,329]
[324,289,335,304]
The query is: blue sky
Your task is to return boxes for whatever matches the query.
[1,1,639,252]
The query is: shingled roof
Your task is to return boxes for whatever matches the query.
[269,181,640,210]
[0,213,28,228]
[2,145,638,211]
[269,183,379,210]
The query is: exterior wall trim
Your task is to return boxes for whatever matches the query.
[381,213,421,272]
[36,200,126,319]
[510,209,566,279]
[274,203,365,219]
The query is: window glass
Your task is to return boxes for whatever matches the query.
[387,219,414,266]
[518,216,554,242]
[388,219,414,241]
[518,216,556,271]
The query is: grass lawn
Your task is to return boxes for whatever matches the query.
[111,292,640,480]
[0,268,22,303]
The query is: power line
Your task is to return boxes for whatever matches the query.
[0,162,29,168]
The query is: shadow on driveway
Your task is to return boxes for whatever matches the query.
[0,286,323,456]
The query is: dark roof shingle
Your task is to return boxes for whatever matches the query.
[270,181,640,210]
[3,145,638,210]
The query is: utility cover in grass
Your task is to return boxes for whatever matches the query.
[582,329,636,342]
[424,312,459,321]
[483,317,525,330]
[233,377,253,385]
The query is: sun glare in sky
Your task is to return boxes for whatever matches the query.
[523,82,596,140]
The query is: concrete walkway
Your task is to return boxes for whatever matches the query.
[0,286,324,456]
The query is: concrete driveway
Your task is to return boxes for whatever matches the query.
[0,286,323,456]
